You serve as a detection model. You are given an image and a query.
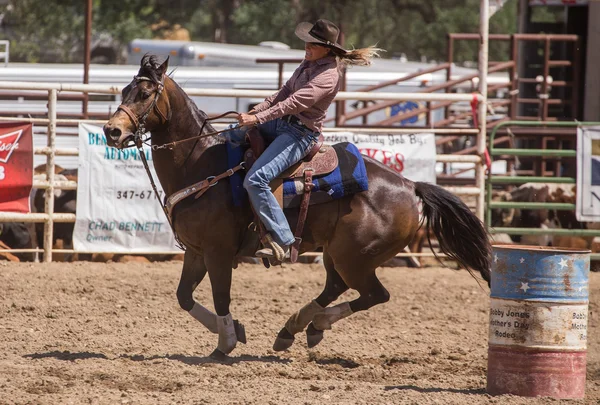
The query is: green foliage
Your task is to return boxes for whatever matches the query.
[93,0,155,45]
[1,0,85,62]
[227,0,297,45]
[0,0,154,62]
[1,0,519,64]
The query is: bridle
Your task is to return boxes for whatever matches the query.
[116,74,168,148]
[117,74,237,151]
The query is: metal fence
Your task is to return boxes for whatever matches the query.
[0,84,489,261]
[485,120,600,259]
[0,0,494,262]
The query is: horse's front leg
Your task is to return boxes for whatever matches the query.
[273,251,348,351]
[176,249,245,353]
[205,252,245,358]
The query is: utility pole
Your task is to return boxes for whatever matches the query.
[83,0,92,119]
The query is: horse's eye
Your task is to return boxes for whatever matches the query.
[141,91,151,100]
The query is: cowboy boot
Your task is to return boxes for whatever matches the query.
[256,233,290,262]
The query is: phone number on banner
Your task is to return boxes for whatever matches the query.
[116,190,164,200]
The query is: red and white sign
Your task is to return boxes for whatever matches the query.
[0,123,33,213]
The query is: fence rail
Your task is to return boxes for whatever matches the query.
[0,82,487,261]
[485,120,600,259]
[0,81,484,102]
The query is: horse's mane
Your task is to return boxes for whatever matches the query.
[139,54,164,84]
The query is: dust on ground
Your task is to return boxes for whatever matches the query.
[0,261,597,404]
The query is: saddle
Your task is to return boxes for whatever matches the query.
[244,126,338,263]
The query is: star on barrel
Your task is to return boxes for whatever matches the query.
[559,258,568,269]
[520,282,530,293]
[494,253,498,263]
[519,257,525,264]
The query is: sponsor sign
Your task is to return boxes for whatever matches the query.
[576,126,600,221]
[323,132,436,183]
[73,123,179,252]
[0,123,33,213]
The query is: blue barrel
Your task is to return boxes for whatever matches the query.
[487,245,590,399]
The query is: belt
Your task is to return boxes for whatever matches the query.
[282,114,306,128]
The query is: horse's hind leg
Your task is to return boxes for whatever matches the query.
[273,250,349,351]
[176,250,245,351]
[306,269,390,348]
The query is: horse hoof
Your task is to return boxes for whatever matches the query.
[209,349,231,363]
[273,336,295,352]
[306,323,324,349]
[233,320,247,344]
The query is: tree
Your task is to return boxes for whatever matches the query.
[0,0,519,64]
[0,0,155,62]
[0,0,85,62]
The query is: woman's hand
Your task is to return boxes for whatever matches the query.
[237,113,258,126]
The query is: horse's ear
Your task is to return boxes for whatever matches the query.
[157,56,169,77]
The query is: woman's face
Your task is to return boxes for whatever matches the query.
[304,43,330,61]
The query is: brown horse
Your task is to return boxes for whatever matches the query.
[103,56,491,359]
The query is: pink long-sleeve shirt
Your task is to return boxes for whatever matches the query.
[252,56,341,133]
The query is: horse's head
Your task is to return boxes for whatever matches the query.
[104,55,170,149]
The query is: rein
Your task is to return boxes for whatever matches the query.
[119,74,242,250]
[151,110,239,151]
[135,135,186,249]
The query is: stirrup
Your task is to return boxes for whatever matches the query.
[257,234,288,262]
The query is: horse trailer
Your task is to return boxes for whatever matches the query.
[0,57,508,169]
[127,38,306,68]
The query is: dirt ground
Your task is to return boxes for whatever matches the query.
[0,260,598,405]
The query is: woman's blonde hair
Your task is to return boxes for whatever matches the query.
[334,46,383,67]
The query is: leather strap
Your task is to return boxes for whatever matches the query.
[117,105,140,130]
[117,85,168,131]
[304,133,325,161]
[193,167,241,200]
[164,162,245,219]
[161,161,245,252]
[253,212,271,269]
[290,169,313,263]
[154,99,169,123]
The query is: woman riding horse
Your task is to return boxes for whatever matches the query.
[227,19,380,261]
[103,23,491,359]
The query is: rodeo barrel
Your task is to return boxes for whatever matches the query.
[487,245,590,399]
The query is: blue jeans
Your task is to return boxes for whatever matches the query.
[225,118,318,246]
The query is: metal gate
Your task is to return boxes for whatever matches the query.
[486,120,600,259]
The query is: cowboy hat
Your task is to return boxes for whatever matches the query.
[294,19,347,54]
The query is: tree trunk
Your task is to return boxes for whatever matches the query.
[213,0,236,43]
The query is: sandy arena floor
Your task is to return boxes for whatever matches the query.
[0,260,597,404]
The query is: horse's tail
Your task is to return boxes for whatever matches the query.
[414,181,491,286]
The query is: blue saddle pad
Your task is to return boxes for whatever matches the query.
[227,142,368,207]
[226,142,246,207]
[283,142,368,198]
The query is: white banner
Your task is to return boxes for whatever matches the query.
[323,132,436,183]
[576,126,600,222]
[74,123,180,253]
